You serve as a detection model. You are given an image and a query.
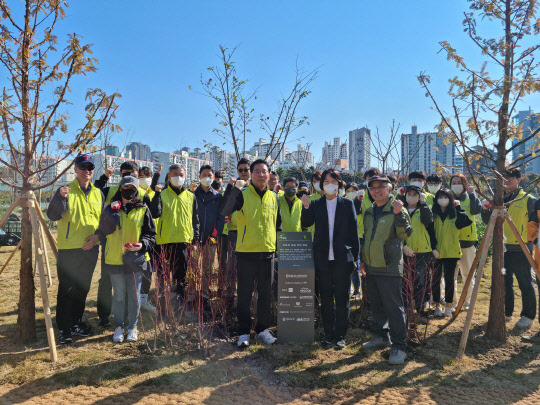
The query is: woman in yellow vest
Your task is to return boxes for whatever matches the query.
[450,173,482,309]
[91,176,156,343]
[482,167,537,330]
[402,185,437,317]
[221,159,281,348]
[431,189,472,317]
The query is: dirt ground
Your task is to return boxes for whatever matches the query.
[1,244,540,404]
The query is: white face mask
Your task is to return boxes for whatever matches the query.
[428,184,440,194]
[139,177,152,190]
[313,182,322,192]
[338,189,345,197]
[323,183,339,195]
[346,191,357,200]
[170,176,185,188]
[200,176,213,187]
[410,181,424,189]
[406,195,419,206]
[451,184,464,195]
[438,198,450,208]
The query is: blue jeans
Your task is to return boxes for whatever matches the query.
[110,271,143,330]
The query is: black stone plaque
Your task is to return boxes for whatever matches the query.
[277,232,315,343]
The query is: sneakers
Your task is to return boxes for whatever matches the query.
[362,335,390,350]
[256,329,277,345]
[71,322,93,337]
[112,326,124,343]
[433,306,443,317]
[522,330,540,344]
[334,337,346,350]
[98,317,111,328]
[58,330,73,344]
[237,333,250,348]
[443,306,453,317]
[388,348,407,365]
[126,328,138,342]
[321,335,334,346]
[140,301,156,313]
[515,316,534,330]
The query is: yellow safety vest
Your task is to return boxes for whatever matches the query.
[458,194,478,242]
[236,185,278,253]
[106,185,147,204]
[358,195,373,238]
[279,195,303,232]
[505,189,530,245]
[57,179,102,250]
[105,206,150,265]
[406,208,431,253]
[157,187,194,245]
[434,214,462,259]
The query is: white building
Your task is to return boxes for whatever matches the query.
[93,153,155,186]
[151,151,212,184]
[349,128,371,173]
[321,137,348,166]
[512,109,540,174]
[249,138,286,162]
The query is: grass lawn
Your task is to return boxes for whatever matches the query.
[0,239,539,404]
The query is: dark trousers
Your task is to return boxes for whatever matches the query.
[366,273,407,350]
[141,262,152,295]
[504,249,536,319]
[432,258,458,304]
[351,263,361,293]
[156,243,189,297]
[56,246,99,331]
[403,253,430,314]
[236,254,273,335]
[318,261,353,339]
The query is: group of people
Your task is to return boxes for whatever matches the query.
[47,153,540,365]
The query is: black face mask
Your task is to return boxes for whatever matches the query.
[285,188,297,198]
[297,191,308,198]
[212,180,222,191]
[121,188,138,201]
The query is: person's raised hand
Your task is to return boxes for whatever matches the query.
[229,177,236,186]
[190,181,198,192]
[420,193,426,202]
[235,179,245,189]
[155,184,163,193]
[158,163,164,173]
[392,198,404,214]
[468,185,475,193]
[301,194,310,208]
[105,167,115,178]
[59,186,70,198]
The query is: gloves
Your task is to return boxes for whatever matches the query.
[432,249,440,259]
[403,246,415,257]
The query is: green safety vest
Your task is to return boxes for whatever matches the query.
[106,185,147,204]
[279,195,303,232]
[505,189,530,245]
[458,194,478,242]
[57,179,102,250]
[156,187,194,245]
[357,195,373,238]
[104,206,150,265]
[434,214,462,259]
[425,192,435,208]
[406,208,431,253]
[236,185,278,253]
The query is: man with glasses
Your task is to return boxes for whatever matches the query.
[221,159,282,348]
[47,154,105,344]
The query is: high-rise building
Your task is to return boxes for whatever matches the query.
[151,151,212,184]
[248,138,285,162]
[321,137,348,166]
[401,126,460,174]
[106,145,120,157]
[126,142,151,162]
[349,127,371,173]
[512,109,540,174]
[93,153,154,185]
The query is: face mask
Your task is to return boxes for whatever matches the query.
[313,182,322,192]
[428,184,440,194]
[410,181,424,189]
[438,198,450,208]
[211,180,222,191]
[284,188,297,198]
[200,177,213,187]
[170,176,185,188]
[323,183,339,195]
[406,195,419,206]
[338,189,346,197]
[346,191,357,200]
[121,187,138,201]
[139,177,152,190]
[297,191,308,198]
[451,184,464,195]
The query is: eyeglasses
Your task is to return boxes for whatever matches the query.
[79,165,94,172]
[369,186,388,191]
[238,168,249,173]
[253,169,269,175]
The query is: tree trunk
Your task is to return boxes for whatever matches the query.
[16,194,36,342]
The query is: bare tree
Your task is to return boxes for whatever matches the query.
[418,0,540,341]
[0,0,120,341]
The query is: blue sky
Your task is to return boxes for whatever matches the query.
[48,0,540,162]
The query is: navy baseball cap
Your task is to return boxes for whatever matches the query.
[74,154,95,169]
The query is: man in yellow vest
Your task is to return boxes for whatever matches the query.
[269,171,285,198]
[279,177,305,232]
[482,167,537,330]
[150,164,200,305]
[94,160,152,326]
[47,154,104,344]
[221,159,282,348]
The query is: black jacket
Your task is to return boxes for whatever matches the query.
[301,196,360,270]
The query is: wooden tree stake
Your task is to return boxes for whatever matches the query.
[0,239,22,277]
